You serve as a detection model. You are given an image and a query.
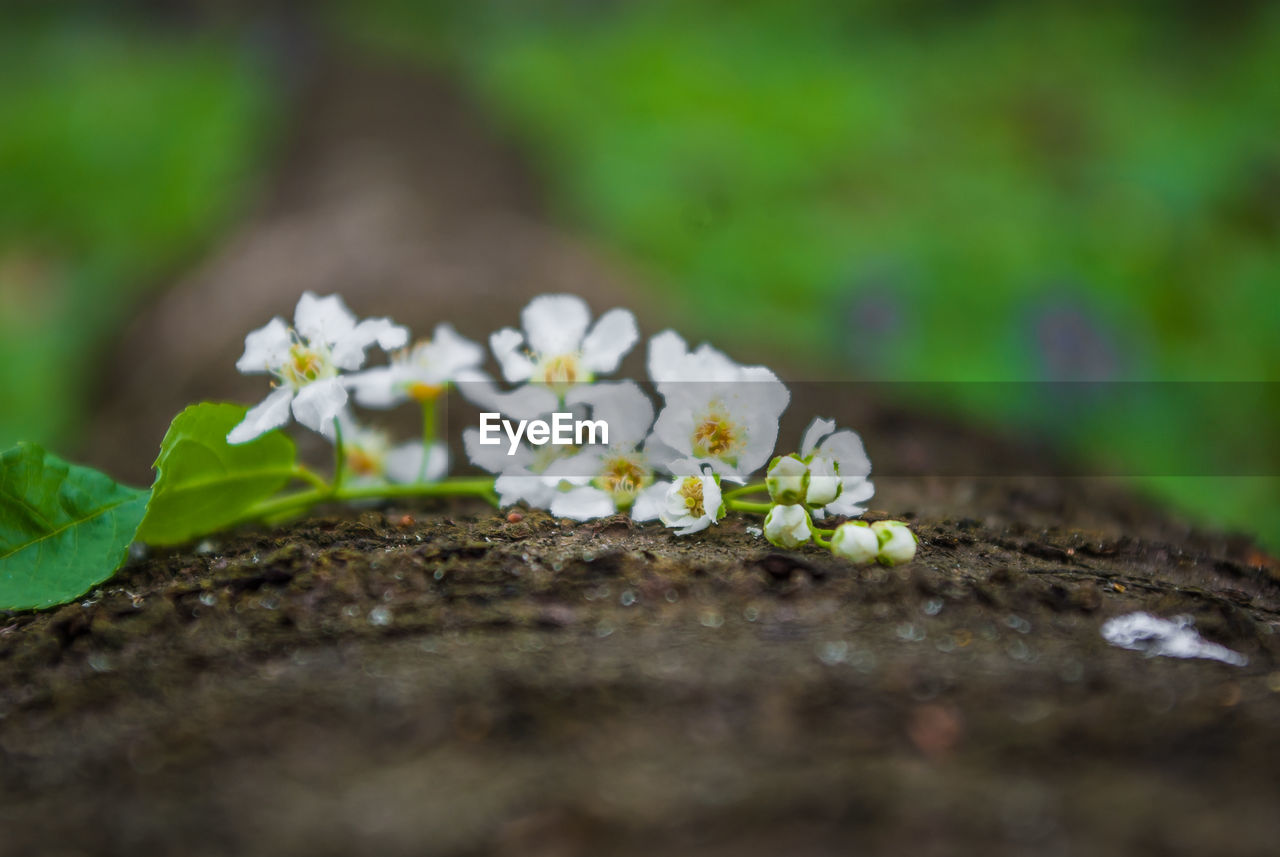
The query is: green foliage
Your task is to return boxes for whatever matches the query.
[0,443,149,610]
[138,404,298,546]
[0,17,272,450]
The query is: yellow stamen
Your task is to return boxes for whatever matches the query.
[691,401,743,462]
[596,453,651,506]
[407,381,445,402]
[346,448,382,478]
[679,478,705,518]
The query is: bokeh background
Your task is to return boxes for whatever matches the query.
[2,1,1277,544]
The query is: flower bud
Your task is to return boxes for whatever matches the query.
[766,455,809,505]
[872,520,916,566]
[764,504,812,549]
[805,455,841,507]
[829,521,878,563]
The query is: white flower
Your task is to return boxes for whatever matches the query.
[646,330,789,480]
[766,455,809,505]
[634,470,722,536]
[799,417,874,517]
[349,323,485,408]
[763,504,812,549]
[544,381,657,521]
[872,520,916,566]
[228,292,408,444]
[334,413,448,486]
[829,521,878,564]
[489,294,638,397]
[463,426,564,509]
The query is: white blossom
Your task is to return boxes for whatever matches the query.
[798,417,874,517]
[646,330,789,480]
[829,521,878,563]
[349,323,485,408]
[463,425,565,509]
[634,469,723,536]
[334,413,447,486]
[489,294,638,397]
[763,504,812,549]
[544,381,658,521]
[872,520,917,566]
[228,292,407,444]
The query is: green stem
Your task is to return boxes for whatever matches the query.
[726,499,773,514]
[813,532,832,550]
[337,477,498,503]
[331,417,346,495]
[233,477,501,527]
[236,487,327,525]
[419,396,439,482]
[292,465,330,492]
[814,526,835,537]
[722,482,768,500]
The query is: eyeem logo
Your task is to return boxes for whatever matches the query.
[479,412,609,456]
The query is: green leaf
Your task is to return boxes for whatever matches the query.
[138,403,298,546]
[1,443,150,610]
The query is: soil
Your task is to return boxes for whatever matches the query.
[8,45,1280,857]
[1,497,1278,857]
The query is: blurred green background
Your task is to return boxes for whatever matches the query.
[1,2,1276,544]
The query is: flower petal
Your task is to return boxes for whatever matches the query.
[235,317,291,375]
[290,377,349,437]
[294,292,356,345]
[825,478,874,517]
[566,380,654,447]
[631,482,669,522]
[495,475,557,508]
[522,294,591,356]
[348,366,403,409]
[580,308,638,373]
[820,430,871,478]
[385,441,449,483]
[463,426,536,473]
[460,377,559,422]
[550,486,616,521]
[702,475,723,523]
[646,330,688,383]
[227,386,294,444]
[674,517,712,536]
[427,323,486,378]
[331,317,409,370]
[490,327,534,383]
[800,417,836,458]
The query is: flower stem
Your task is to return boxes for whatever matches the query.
[331,417,346,495]
[292,465,330,492]
[419,396,439,481]
[813,532,833,550]
[722,482,768,500]
[233,476,501,527]
[726,499,773,514]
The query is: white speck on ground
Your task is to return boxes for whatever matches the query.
[1101,612,1247,666]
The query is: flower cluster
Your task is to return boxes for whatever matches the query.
[225,292,917,563]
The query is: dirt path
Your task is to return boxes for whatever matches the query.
[7,49,1278,856]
